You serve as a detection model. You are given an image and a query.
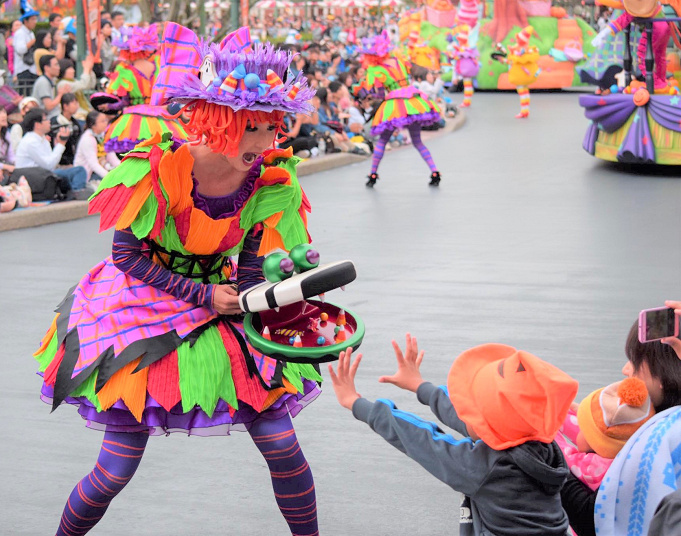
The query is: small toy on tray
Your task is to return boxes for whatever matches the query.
[240,244,364,363]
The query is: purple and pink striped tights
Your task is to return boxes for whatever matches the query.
[55,414,318,536]
[371,125,438,175]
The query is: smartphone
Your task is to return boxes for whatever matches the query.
[638,307,679,343]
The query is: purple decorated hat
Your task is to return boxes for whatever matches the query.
[113,24,159,54]
[151,24,314,115]
[360,30,394,57]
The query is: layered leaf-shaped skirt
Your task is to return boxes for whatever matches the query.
[371,87,442,136]
[34,257,322,436]
[104,105,188,154]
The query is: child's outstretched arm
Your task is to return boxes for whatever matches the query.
[415,383,471,438]
[379,334,471,437]
[329,345,493,498]
[378,333,425,392]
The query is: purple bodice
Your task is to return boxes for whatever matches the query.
[192,157,263,219]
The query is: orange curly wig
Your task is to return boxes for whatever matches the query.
[181,100,286,157]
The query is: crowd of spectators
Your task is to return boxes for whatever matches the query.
[0,10,127,208]
[247,13,453,158]
[0,9,457,208]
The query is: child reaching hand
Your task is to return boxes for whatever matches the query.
[329,335,579,536]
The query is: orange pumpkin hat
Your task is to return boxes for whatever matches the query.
[448,344,578,451]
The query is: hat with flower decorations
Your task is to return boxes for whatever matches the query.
[113,23,160,53]
[151,23,314,115]
[359,30,394,57]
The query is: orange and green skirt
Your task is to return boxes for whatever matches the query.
[104,104,188,154]
[371,89,441,136]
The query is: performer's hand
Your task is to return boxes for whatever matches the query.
[378,333,424,393]
[592,28,612,48]
[328,348,362,410]
[662,300,681,358]
[212,285,242,315]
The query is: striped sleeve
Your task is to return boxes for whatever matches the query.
[236,226,266,293]
[111,228,215,309]
[609,11,633,33]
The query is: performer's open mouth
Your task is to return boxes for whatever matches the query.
[242,152,257,166]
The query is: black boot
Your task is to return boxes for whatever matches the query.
[366,172,379,187]
[429,171,441,187]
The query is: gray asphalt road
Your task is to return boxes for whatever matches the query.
[1,92,680,536]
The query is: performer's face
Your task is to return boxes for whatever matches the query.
[225,121,277,172]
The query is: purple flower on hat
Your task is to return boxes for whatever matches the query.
[114,24,159,53]
[360,31,394,57]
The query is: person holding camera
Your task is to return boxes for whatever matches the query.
[560,301,681,536]
[32,54,70,120]
[51,93,83,165]
[15,108,87,192]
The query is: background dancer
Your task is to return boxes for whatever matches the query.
[355,31,442,187]
[91,24,187,154]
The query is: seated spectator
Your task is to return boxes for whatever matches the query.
[0,107,15,175]
[279,112,319,158]
[347,94,374,150]
[561,305,681,536]
[32,54,70,120]
[34,29,64,75]
[555,377,655,492]
[15,108,87,193]
[74,111,120,185]
[51,93,83,165]
[9,96,39,153]
[314,89,358,153]
[57,56,96,119]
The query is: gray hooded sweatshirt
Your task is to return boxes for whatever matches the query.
[351,382,570,536]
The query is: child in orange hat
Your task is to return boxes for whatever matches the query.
[329,334,579,536]
[556,377,655,491]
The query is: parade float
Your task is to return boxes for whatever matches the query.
[579,0,681,165]
[399,0,613,90]
[477,0,601,89]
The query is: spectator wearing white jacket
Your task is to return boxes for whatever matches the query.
[74,111,120,185]
[15,108,88,191]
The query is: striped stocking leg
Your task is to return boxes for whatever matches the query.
[516,87,530,118]
[407,125,438,173]
[249,414,318,536]
[461,78,473,107]
[370,128,395,174]
[56,430,149,536]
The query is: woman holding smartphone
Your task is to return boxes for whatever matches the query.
[562,300,681,536]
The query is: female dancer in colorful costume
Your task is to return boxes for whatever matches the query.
[452,25,480,108]
[34,24,321,536]
[493,26,539,118]
[356,31,442,187]
[93,24,187,153]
